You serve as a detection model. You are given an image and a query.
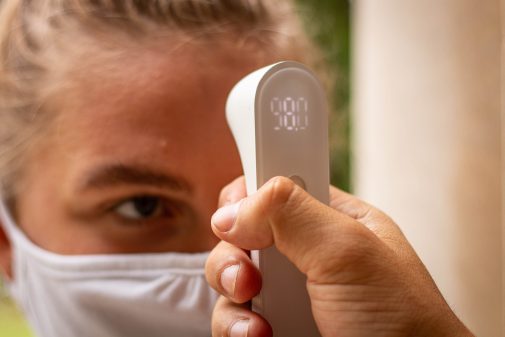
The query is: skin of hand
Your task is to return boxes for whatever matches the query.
[205,176,474,337]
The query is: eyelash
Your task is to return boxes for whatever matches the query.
[111,195,181,223]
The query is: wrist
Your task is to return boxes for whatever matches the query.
[410,306,474,337]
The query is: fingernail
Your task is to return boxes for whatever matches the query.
[211,200,242,232]
[230,319,249,337]
[220,264,240,296]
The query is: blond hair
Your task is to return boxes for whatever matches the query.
[0,0,319,201]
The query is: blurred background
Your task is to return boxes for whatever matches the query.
[353,2,501,336]
[1,1,503,336]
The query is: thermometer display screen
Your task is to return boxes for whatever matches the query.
[258,67,325,134]
[270,97,309,131]
[255,64,328,196]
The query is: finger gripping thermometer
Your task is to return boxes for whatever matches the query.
[226,61,329,336]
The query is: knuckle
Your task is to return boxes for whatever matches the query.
[211,297,229,337]
[339,228,380,262]
[218,176,246,207]
[312,230,378,280]
[218,184,233,205]
[267,176,298,208]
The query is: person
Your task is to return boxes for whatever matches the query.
[0,0,473,337]
[0,1,314,336]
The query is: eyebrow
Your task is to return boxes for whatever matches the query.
[79,164,193,193]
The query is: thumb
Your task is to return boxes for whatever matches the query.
[211,176,384,282]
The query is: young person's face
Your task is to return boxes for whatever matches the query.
[0,40,267,270]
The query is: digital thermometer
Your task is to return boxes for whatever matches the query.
[226,61,329,336]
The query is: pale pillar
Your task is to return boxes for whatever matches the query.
[501,0,505,334]
[353,1,502,336]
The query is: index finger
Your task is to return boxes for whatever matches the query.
[218,176,247,208]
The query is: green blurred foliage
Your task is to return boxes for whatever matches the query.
[0,286,31,337]
[295,0,351,191]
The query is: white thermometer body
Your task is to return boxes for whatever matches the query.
[226,61,329,337]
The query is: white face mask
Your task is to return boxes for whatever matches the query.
[0,202,218,337]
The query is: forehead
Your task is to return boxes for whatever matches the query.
[66,37,259,114]
[39,38,270,181]
[54,39,263,142]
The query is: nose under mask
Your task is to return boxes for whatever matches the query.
[0,201,218,337]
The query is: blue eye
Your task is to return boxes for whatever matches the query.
[114,196,164,220]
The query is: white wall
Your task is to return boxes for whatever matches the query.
[353,1,502,336]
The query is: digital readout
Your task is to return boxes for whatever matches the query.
[270,97,309,131]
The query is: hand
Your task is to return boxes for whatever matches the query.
[205,176,473,337]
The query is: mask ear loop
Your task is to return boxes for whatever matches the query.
[0,197,17,282]
[0,196,57,259]
[0,198,24,327]
[0,197,59,336]
[0,199,23,245]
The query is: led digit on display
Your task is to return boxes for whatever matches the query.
[270,97,309,131]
